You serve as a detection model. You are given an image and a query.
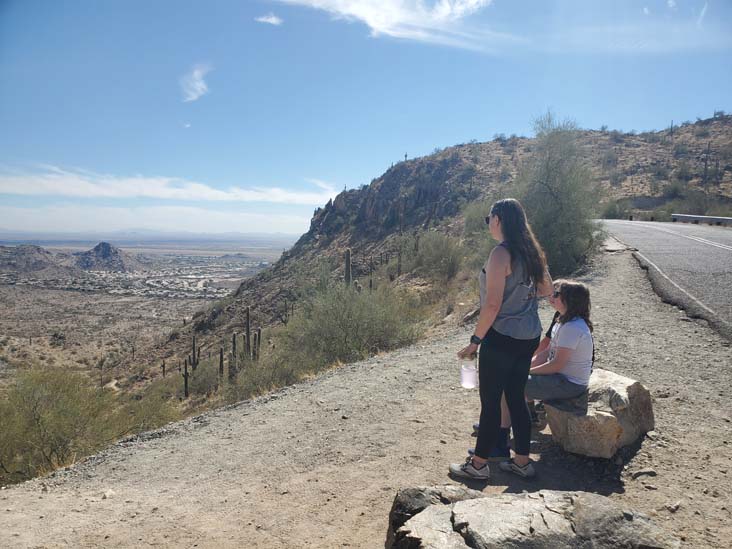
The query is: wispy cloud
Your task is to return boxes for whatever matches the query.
[276,0,524,51]
[0,166,338,206]
[544,20,732,54]
[667,0,676,9]
[0,204,310,234]
[180,64,212,103]
[256,12,284,25]
[643,6,650,16]
[697,2,708,27]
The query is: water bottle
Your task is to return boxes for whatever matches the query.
[460,357,478,389]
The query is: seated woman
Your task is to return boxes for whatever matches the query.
[526,279,593,409]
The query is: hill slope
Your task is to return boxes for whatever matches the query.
[184,114,732,343]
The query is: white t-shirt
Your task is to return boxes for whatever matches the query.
[548,317,593,386]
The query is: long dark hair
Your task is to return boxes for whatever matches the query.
[490,198,547,285]
[555,279,593,332]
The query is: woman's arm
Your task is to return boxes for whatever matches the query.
[457,246,510,359]
[536,268,554,298]
[530,347,571,375]
[530,345,550,368]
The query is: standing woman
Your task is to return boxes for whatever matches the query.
[451,198,552,480]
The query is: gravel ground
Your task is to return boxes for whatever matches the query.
[1,242,730,548]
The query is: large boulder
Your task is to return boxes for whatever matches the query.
[386,485,485,547]
[389,488,679,548]
[545,368,655,458]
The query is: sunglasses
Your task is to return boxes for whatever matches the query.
[552,290,561,298]
[484,216,490,225]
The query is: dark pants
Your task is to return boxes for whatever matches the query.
[475,329,539,458]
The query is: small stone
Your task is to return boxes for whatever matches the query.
[440,440,447,444]
[341,415,349,420]
[102,489,115,500]
[644,484,658,490]
[666,501,681,513]
[632,468,657,479]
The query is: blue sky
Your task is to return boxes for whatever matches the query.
[1,0,730,235]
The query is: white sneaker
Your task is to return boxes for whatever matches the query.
[498,459,536,478]
[449,457,491,480]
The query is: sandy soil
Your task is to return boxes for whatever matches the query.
[1,244,730,548]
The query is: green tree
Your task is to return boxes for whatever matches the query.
[512,112,603,275]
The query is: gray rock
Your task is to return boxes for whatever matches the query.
[545,368,655,458]
[388,488,680,549]
[386,485,485,547]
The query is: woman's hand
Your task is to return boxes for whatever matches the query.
[457,343,479,360]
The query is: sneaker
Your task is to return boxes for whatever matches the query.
[467,446,511,461]
[472,422,480,436]
[449,457,491,480]
[498,459,536,478]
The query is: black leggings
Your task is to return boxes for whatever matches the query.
[475,329,539,458]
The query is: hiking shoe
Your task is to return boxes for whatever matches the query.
[468,446,511,462]
[449,457,491,480]
[498,459,536,478]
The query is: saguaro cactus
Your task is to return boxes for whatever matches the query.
[161,360,166,378]
[190,336,199,371]
[231,332,237,375]
[256,327,263,361]
[245,306,251,357]
[182,359,190,398]
[345,248,352,286]
[219,347,224,380]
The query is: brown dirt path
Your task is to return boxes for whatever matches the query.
[1,244,730,548]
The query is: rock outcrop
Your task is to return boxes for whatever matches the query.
[545,368,655,458]
[74,242,143,272]
[388,487,679,548]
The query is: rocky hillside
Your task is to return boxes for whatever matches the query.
[73,242,143,272]
[0,245,82,279]
[0,242,144,279]
[186,114,732,342]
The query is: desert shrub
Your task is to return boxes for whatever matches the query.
[512,112,603,275]
[601,200,630,219]
[673,143,689,159]
[0,367,118,484]
[675,160,693,182]
[609,170,623,186]
[663,179,687,199]
[187,358,220,397]
[463,199,493,237]
[278,284,418,371]
[0,366,181,486]
[601,149,618,170]
[413,232,463,282]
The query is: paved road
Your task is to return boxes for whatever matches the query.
[602,220,732,332]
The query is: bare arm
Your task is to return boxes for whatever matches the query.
[530,343,550,368]
[536,267,553,298]
[529,346,571,375]
[457,246,509,359]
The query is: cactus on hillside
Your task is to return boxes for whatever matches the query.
[245,306,251,357]
[345,248,352,286]
[182,358,190,398]
[231,332,237,376]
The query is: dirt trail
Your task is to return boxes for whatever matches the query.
[1,245,731,548]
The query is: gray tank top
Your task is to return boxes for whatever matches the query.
[479,242,541,340]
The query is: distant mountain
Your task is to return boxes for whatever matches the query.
[0,244,82,278]
[73,242,143,272]
[0,242,144,277]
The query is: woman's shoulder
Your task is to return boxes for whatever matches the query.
[489,243,511,262]
[565,317,591,333]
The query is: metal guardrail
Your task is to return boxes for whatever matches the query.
[671,213,732,226]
